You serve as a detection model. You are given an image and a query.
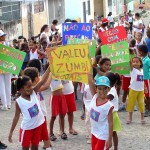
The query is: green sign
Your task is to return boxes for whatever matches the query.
[67,38,96,57]
[101,41,130,75]
[0,44,26,75]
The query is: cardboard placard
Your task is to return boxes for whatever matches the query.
[99,26,127,45]
[101,41,130,75]
[67,38,96,57]
[0,44,26,75]
[47,44,91,83]
[62,23,92,45]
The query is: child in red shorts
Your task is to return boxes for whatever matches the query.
[8,66,50,150]
[61,80,77,135]
[24,67,52,150]
[49,80,68,141]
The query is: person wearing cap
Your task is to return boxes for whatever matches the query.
[0,30,11,111]
[88,76,114,150]
[99,18,109,32]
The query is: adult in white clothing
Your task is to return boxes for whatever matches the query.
[0,30,11,111]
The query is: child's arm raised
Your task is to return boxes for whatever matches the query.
[37,73,52,92]
[88,73,96,96]
[33,66,50,92]
[106,107,113,149]
[8,102,21,143]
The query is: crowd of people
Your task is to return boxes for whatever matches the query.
[0,10,150,150]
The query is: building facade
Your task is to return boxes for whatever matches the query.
[0,1,22,41]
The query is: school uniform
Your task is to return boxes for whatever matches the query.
[126,68,145,113]
[50,80,68,117]
[90,94,114,150]
[62,80,76,112]
[17,91,45,147]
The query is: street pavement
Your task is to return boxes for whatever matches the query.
[1,89,150,150]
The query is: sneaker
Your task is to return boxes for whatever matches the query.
[1,106,8,111]
[144,110,150,117]
[0,141,7,149]
[134,106,138,111]
[118,105,126,111]
[7,105,11,109]
[87,139,91,144]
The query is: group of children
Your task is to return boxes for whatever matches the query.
[0,13,149,150]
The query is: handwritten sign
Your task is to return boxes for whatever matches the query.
[101,41,130,75]
[99,26,127,45]
[0,44,26,75]
[67,38,96,57]
[62,23,92,45]
[47,44,91,83]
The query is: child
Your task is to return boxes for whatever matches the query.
[135,32,145,55]
[126,57,145,124]
[8,66,50,150]
[61,81,77,135]
[49,80,68,141]
[145,28,150,53]
[106,72,122,150]
[88,76,114,150]
[23,67,52,150]
[138,45,150,117]
[95,58,111,80]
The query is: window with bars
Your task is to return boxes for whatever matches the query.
[0,2,21,21]
[34,1,44,14]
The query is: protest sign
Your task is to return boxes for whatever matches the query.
[62,23,92,45]
[99,26,127,45]
[0,44,26,75]
[47,44,91,83]
[101,41,130,75]
[67,38,96,57]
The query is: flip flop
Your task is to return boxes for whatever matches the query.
[69,130,78,135]
[61,133,68,140]
[49,134,57,141]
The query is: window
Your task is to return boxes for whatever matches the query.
[88,0,91,15]
[34,1,44,14]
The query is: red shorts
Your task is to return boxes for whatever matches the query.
[50,94,68,117]
[19,125,42,147]
[122,76,131,91]
[41,117,49,141]
[92,135,107,150]
[144,80,150,97]
[64,93,76,112]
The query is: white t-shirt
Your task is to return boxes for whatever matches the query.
[83,84,93,111]
[50,80,63,92]
[133,19,143,33]
[129,68,144,91]
[108,86,118,112]
[37,92,47,116]
[135,39,144,55]
[40,32,50,44]
[30,49,38,60]
[62,80,74,95]
[16,91,44,130]
[90,94,114,140]
[107,16,114,22]
[128,16,133,23]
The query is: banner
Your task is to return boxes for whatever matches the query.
[0,44,26,75]
[99,26,127,45]
[101,41,130,75]
[62,23,92,45]
[47,44,91,83]
[67,38,96,57]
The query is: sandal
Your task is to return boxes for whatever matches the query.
[49,134,57,141]
[61,133,68,140]
[141,120,146,125]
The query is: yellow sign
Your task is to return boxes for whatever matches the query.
[47,44,91,83]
